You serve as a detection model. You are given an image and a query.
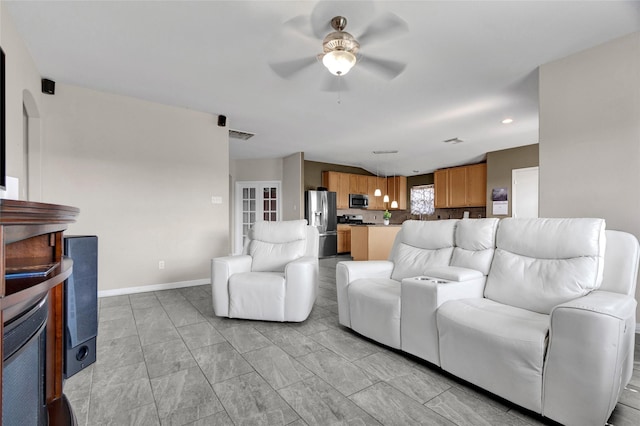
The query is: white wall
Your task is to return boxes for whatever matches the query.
[39,84,229,293]
[539,32,640,322]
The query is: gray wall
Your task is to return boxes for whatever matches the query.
[539,32,640,324]
[486,144,539,218]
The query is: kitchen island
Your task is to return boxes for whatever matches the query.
[350,224,402,261]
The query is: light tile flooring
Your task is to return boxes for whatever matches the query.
[66,256,640,425]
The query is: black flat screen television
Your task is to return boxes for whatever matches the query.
[1,47,6,191]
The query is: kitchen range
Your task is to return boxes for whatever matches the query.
[338,214,376,225]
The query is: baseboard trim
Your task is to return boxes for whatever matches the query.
[98,279,210,298]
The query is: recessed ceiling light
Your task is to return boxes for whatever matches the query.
[501,118,514,124]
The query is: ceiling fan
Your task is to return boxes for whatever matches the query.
[269,12,409,88]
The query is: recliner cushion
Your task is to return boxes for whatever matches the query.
[249,220,308,272]
[348,278,401,349]
[484,218,606,314]
[389,220,457,281]
[438,298,549,412]
[229,272,285,321]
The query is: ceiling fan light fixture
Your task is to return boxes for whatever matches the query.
[322,50,356,76]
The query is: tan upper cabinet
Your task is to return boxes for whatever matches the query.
[434,163,487,208]
[434,170,449,208]
[322,171,350,209]
[367,176,385,210]
[323,171,408,211]
[349,174,368,195]
[387,176,407,210]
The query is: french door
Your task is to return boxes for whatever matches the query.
[234,181,281,253]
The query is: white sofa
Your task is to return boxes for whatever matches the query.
[336,218,639,426]
[211,220,319,322]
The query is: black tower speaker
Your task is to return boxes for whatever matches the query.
[63,235,98,378]
[41,78,55,95]
[217,114,226,127]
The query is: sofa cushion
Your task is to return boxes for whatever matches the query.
[348,278,401,349]
[450,218,499,275]
[229,272,285,320]
[484,218,606,314]
[249,220,308,272]
[438,297,549,412]
[389,220,457,281]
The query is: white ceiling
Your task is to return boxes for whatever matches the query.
[6,1,640,177]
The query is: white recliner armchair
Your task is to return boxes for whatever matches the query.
[211,219,319,322]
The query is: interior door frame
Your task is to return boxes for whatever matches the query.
[234,180,281,254]
[512,166,539,218]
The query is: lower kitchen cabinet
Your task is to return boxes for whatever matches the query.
[337,224,351,253]
[350,225,402,261]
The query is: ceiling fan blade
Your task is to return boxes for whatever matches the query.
[357,12,409,46]
[321,74,350,93]
[359,55,407,80]
[282,15,317,42]
[269,57,318,79]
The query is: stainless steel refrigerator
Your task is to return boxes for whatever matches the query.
[305,190,337,257]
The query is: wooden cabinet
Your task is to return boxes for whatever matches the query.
[349,174,368,195]
[337,224,351,253]
[1,200,79,424]
[387,176,407,210]
[323,171,407,211]
[434,169,449,208]
[350,225,402,261]
[322,171,350,209]
[367,176,385,210]
[434,163,487,208]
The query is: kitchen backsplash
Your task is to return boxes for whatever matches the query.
[337,207,486,224]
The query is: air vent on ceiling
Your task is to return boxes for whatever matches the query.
[229,129,255,140]
[372,150,399,154]
[443,137,464,144]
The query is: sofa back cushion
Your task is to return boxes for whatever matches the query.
[248,220,308,272]
[390,220,457,281]
[484,218,606,314]
[451,218,499,275]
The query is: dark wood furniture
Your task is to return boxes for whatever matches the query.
[1,199,79,425]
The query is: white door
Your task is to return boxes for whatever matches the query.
[512,167,539,218]
[235,181,281,253]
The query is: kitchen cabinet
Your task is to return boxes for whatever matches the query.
[350,225,402,261]
[367,176,385,210]
[322,171,350,209]
[323,171,407,211]
[434,163,487,208]
[386,176,407,210]
[349,174,368,195]
[337,224,351,253]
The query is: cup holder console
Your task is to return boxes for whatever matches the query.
[416,277,449,284]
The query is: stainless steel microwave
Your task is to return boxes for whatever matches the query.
[349,194,369,209]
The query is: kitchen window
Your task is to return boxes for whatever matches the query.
[411,184,435,217]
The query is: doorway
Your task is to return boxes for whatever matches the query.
[512,166,539,218]
[234,181,281,254]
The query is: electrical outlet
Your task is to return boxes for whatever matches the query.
[159,260,165,270]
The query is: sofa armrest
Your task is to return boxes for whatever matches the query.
[400,277,485,365]
[284,256,319,322]
[211,255,252,317]
[336,260,394,327]
[423,266,484,282]
[543,291,637,426]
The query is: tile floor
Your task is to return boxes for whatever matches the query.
[65,256,640,425]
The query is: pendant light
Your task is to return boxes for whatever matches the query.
[390,174,398,209]
[374,159,382,196]
[383,172,389,203]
